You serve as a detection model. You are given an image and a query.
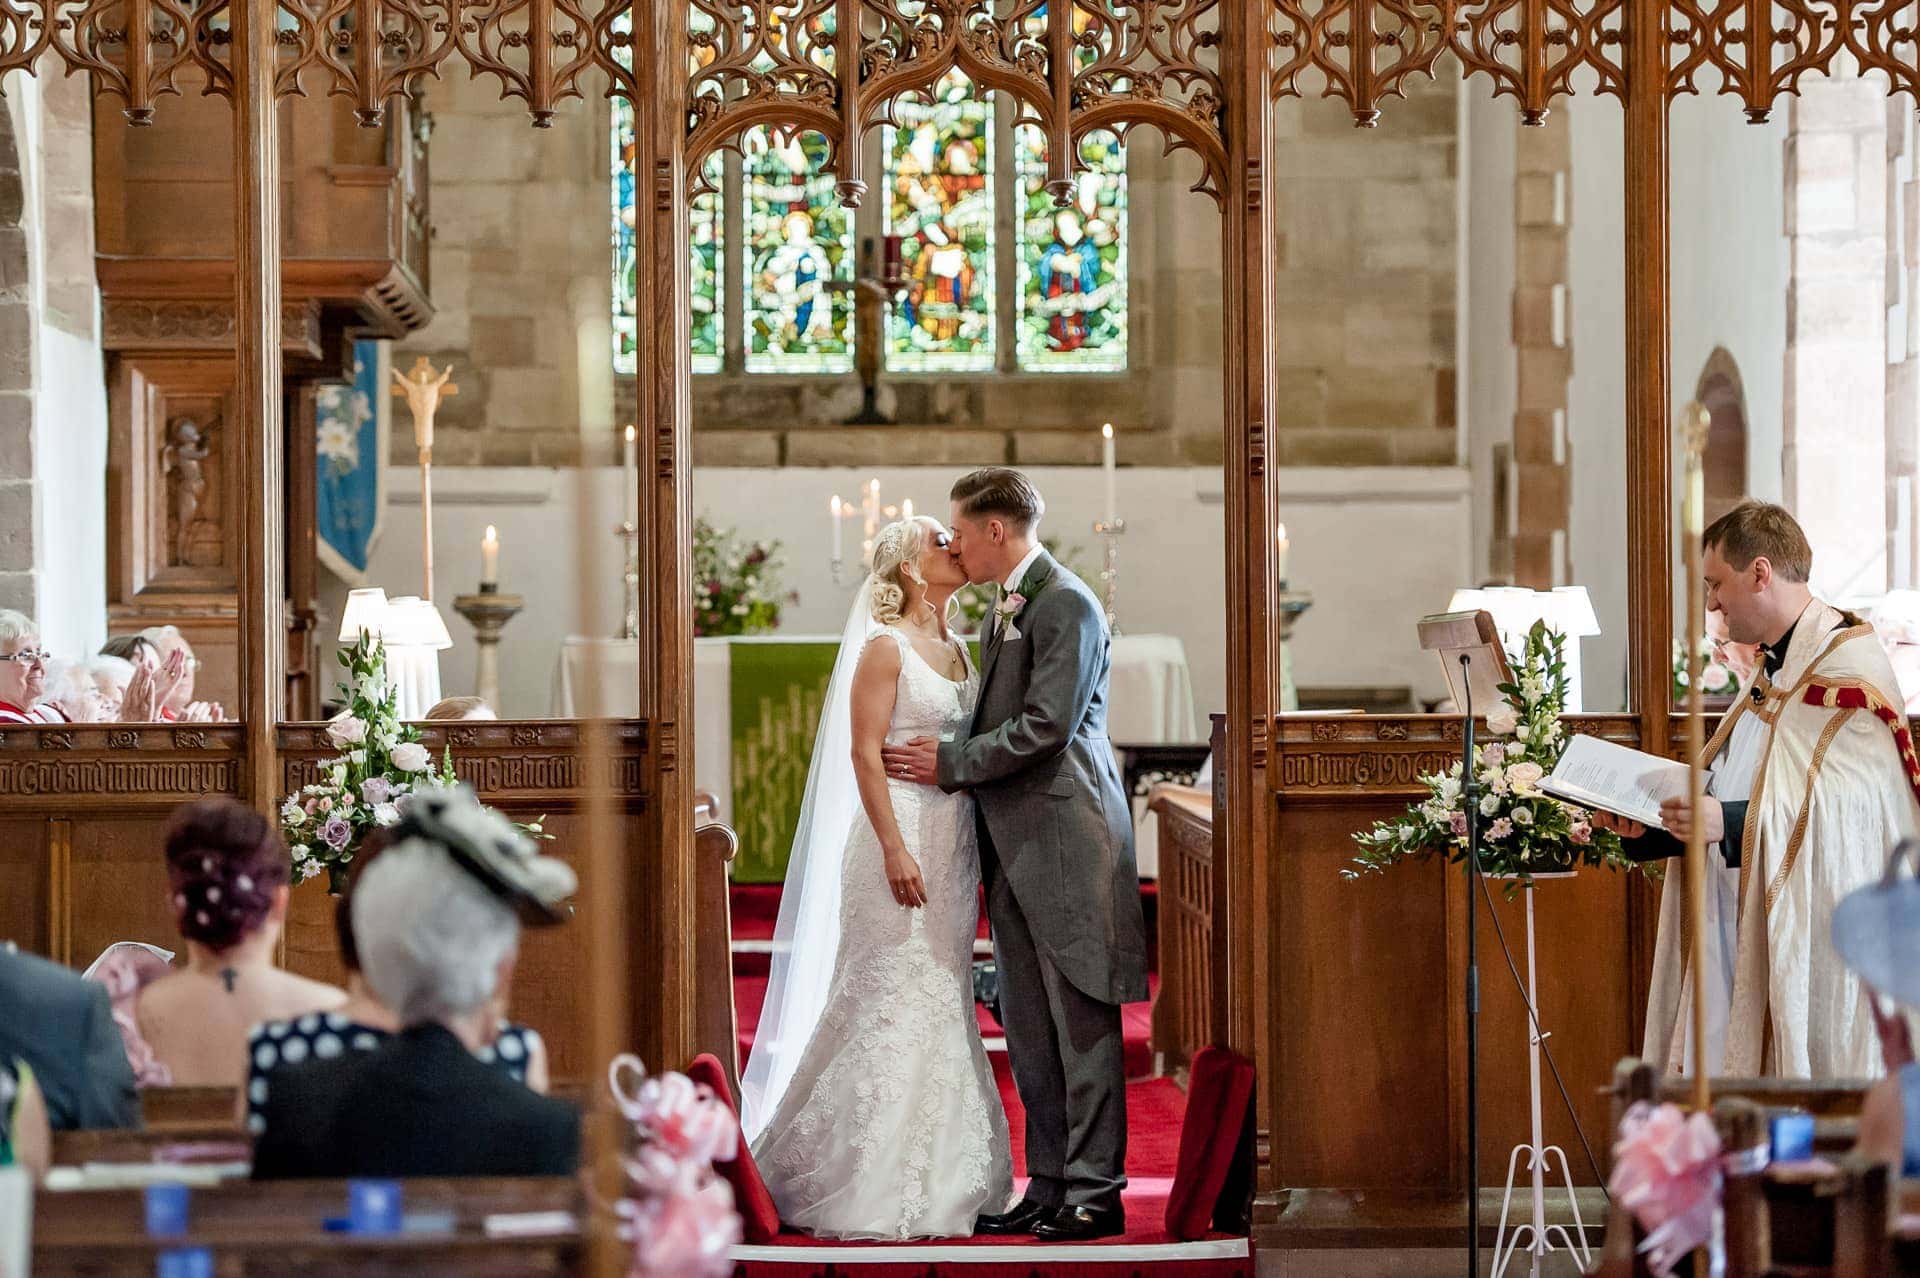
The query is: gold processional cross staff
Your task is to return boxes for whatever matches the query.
[391,356,460,601]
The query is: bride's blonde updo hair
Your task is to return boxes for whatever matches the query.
[868,518,931,626]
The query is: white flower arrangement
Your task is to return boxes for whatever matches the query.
[1347,621,1649,889]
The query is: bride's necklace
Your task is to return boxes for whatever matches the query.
[901,607,963,679]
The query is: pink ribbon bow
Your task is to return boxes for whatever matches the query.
[1608,1100,1723,1277]
[607,1054,743,1278]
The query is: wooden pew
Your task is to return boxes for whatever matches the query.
[1148,781,1213,1076]
[34,1177,583,1276]
[692,789,742,1097]
[1592,1059,1905,1277]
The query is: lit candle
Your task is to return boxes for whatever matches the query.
[902,498,914,522]
[623,424,638,530]
[1276,523,1290,586]
[1101,423,1117,525]
[829,495,844,562]
[481,524,500,587]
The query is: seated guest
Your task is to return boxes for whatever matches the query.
[1,1058,50,1175]
[139,625,225,722]
[242,833,549,1133]
[100,634,159,671]
[133,800,345,1086]
[425,695,496,721]
[0,611,64,723]
[252,787,578,1179]
[44,659,101,722]
[87,655,135,721]
[0,943,138,1129]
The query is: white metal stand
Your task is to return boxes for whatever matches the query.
[1490,878,1592,1278]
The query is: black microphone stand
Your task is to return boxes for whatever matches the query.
[1458,651,1481,1276]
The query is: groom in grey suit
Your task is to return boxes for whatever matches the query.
[884,467,1147,1241]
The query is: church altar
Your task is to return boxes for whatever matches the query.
[550,632,1201,881]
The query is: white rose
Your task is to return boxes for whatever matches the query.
[327,715,368,747]
[1486,704,1519,736]
[1505,761,1546,792]
[1479,793,1501,817]
[389,741,432,772]
[280,798,305,827]
[373,802,401,826]
[1512,805,1534,826]
[1701,662,1731,693]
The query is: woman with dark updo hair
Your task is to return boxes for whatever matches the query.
[132,799,344,1086]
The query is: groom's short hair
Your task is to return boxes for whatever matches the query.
[951,467,1045,531]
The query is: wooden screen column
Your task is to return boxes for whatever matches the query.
[1223,0,1281,1191]
[1623,0,1672,1017]
[633,0,698,1075]
[232,0,284,811]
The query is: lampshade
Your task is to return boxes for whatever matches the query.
[382,596,454,650]
[1550,586,1602,638]
[1447,588,1490,615]
[338,588,389,642]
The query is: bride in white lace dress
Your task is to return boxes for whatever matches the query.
[742,517,1014,1240]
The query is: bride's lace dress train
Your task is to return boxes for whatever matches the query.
[750,627,1013,1240]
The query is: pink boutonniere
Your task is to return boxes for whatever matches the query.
[993,591,1029,641]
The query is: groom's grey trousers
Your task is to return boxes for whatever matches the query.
[987,864,1128,1212]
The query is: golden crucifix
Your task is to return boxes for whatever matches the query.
[392,356,459,600]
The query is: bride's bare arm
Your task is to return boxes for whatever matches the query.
[849,638,927,908]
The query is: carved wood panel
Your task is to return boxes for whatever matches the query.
[1270,715,1643,1192]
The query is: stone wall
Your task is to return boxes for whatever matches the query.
[0,72,109,652]
[402,72,1463,470]
[1269,71,1460,468]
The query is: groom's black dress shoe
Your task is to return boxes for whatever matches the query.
[1031,1204,1126,1242]
[974,1199,1053,1235]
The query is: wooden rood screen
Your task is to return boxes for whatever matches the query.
[8,0,1920,1246]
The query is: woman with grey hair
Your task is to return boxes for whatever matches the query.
[0,609,64,723]
[251,786,578,1179]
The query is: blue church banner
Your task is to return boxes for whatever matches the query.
[315,340,389,582]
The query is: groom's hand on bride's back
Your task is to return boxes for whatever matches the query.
[882,737,941,787]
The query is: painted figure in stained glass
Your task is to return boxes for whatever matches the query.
[1017,129,1127,371]
[746,130,851,372]
[886,74,994,370]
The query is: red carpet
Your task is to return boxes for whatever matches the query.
[729,884,1248,1276]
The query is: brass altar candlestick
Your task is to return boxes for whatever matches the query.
[391,356,460,601]
[452,585,524,712]
[617,521,639,640]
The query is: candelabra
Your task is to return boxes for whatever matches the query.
[616,521,640,640]
[451,584,524,712]
[1093,518,1126,636]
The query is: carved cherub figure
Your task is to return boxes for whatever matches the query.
[162,417,213,566]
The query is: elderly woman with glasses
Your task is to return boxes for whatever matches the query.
[0,610,64,724]
[251,786,578,1179]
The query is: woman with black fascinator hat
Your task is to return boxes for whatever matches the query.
[252,785,580,1180]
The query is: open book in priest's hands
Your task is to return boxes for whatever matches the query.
[1537,734,1691,830]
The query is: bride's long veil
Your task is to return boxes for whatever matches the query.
[738,576,881,1142]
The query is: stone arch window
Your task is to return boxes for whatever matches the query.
[610,45,1129,379]
[1693,347,1749,524]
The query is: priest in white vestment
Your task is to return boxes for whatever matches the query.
[1605,502,1920,1078]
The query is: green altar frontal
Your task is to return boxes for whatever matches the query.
[725,636,980,882]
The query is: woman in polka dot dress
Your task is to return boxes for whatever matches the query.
[242,828,548,1131]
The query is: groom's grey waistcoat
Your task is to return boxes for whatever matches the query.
[937,552,1148,1005]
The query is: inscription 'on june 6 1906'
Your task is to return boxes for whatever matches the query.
[1278,750,1460,791]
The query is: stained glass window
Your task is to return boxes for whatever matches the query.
[612,12,722,375]
[884,72,995,372]
[1015,128,1127,371]
[744,129,852,373]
